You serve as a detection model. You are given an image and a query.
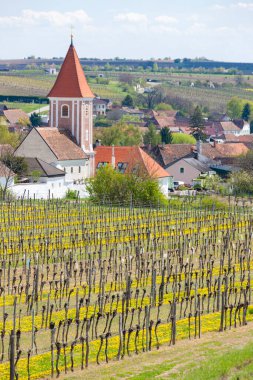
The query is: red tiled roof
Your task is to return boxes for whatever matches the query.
[201,143,249,159]
[48,44,94,99]
[36,128,88,160]
[95,146,170,178]
[155,144,194,166]
[3,109,29,125]
[220,121,241,132]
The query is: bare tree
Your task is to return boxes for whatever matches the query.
[0,145,27,200]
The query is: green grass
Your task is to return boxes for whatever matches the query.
[4,101,42,113]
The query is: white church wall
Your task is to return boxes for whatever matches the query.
[11,182,89,200]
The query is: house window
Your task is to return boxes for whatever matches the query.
[71,167,73,173]
[117,162,128,173]
[86,130,89,141]
[180,167,184,174]
[61,105,69,118]
[97,162,108,168]
[79,166,81,174]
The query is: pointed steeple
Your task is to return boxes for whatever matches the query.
[47,42,94,98]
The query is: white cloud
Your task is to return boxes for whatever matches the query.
[212,4,226,10]
[114,12,148,24]
[234,2,253,9]
[154,15,178,24]
[0,9,92,28]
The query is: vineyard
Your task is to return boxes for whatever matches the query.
[0,198,253,379]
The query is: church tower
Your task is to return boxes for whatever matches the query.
[47,37,95,174]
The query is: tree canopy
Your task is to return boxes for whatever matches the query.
[171,133,196,144]
[95,122,142,146]
[143,124,161,146]
[189,106,205,141]
[29,112,42,127]
[122,95,134,108]
[0,125,21,147]
[160,127,172,144]
[86,165,167,206]
[242,103,251,122]
[227,97,244,119]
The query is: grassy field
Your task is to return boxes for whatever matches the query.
[4,101,43,113]
[56,322,253,380]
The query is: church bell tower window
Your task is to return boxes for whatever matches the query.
[61,104,69,118]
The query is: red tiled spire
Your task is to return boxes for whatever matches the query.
[48,41,94,99]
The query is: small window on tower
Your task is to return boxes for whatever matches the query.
[61,105,69,118]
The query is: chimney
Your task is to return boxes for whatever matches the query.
[111,145,116,168]
[196,140,202,158]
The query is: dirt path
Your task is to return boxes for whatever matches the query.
[42,322,253,380]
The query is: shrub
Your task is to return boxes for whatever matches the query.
[65,189,79,200]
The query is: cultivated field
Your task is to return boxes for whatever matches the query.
[0,197,253,379]
[1,71,253,112]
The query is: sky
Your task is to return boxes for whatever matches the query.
[0,0,253,62]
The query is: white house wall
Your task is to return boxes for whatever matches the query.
[55,159,89,183]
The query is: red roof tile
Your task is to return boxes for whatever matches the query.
[36,128,88,160]
[95,146,170,178]
[48,44,94,99]
[3,109,29,125]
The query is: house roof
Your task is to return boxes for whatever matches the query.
[95,146,170,178]
[93,98,107,105]
[220,121,241,132]
[200,143,249,160]
[35,128,88,160]
[183,158,210,173]
[154,144,194,166]
[204,122,224,137]
[48,43,94,99]
[3,109,29,124]
[24,157,65,177]
[0,162,15,177]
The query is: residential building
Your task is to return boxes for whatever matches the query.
[95,146,172,195]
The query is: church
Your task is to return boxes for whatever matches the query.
[15,37,96,184]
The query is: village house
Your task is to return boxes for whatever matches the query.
[95,145,172,195]
[0,105,29,131]
[93,98,108,116]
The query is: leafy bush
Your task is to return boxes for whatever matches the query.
[86,165,167,206]
[65,189,79,200]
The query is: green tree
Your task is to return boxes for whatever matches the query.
[155,103,173,111]
[0,125,20,147]
[237,151,253,173]
[0,150,28,200]
[30,112,42,127]
[152,63,158,72]
[229,171,253,195]
[242,103,251,121]
[98,122,142,146]
[122,95,134,108]
[250,121,253,134]
[143,124,161,146]
[227,97,243,119]
[172,133,196,144]
[189,106,205,140]
[86,165,166,206]
[160,127,172,144]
